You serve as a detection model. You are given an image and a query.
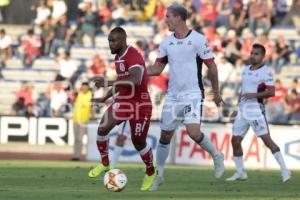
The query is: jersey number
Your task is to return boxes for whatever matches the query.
[135,117,147,136]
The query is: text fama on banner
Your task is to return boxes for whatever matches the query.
[175,124,266,168]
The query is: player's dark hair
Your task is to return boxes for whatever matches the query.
[168,3,188,21]
[252,43,266,56]
[110,26,127,38]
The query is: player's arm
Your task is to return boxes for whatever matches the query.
[241,86,275,99]
[108,66,144,88]
[206,61,223,106]
[147,62,166,76]
[93,66,143,88]
[148,40,167,76]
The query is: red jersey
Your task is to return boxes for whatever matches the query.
[114,46,151,104]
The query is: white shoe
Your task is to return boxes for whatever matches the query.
[281,170,291,183]
[213,152,225,178]
[226,171,248,181]
[148,175,164,191]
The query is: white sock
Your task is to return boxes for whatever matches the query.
[273,151,288,172]
[156,142,170,178]
[234,156,245,174]
[199,134,218,157]
[110,145,123,167]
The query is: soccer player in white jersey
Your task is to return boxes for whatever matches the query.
[147,3,225,191]
[226,44,291,182]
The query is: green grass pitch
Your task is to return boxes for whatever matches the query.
[0,160,299,200]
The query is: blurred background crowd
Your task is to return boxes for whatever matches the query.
[0,0,299,124]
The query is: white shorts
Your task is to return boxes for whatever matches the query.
[117,121,131,137]
[232,108,270,137]
[160,95,203,131]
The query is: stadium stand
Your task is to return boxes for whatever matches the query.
[0,0,299,124]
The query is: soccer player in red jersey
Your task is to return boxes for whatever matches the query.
[88,27,156,191]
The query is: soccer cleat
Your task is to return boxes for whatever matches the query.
[281,170,291,183]
[140,170,157,191]
[149,175,164,191]
[213,152,225,178]
[226,171,248,181]
[88,163,111,178]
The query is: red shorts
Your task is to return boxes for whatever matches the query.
[108,99,152,140]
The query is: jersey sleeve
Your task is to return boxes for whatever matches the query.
[126,49,145,70]
[196,35,214,65]
[262,67,275,87]
[155,39,168,64]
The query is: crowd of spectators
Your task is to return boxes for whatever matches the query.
[1,0,300,124]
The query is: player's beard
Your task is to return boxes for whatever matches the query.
[250,58,258,65]
[110,48,120,55]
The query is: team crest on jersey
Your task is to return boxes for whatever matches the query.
[169,42,174,45]
[119,63,125,72]
[187,40,192,45]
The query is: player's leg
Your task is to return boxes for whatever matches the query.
[226,112,249,181]
[130,115,156,191]
[150,98,180,191]
[110,121,130,167]
[185,123,225,178]
[257,116,291,182]
[183,98,224,178]
[88,108,119,178]
[155,130,174,180]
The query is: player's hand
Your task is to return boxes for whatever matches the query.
[213,92,224,107]
[241,93,256,100]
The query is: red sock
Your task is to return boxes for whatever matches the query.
[140,146,155,176]
[96,139,109,166]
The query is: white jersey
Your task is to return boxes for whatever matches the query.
[240,64,274,108]
[156,30,214,98]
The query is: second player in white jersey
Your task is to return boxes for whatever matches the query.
[227,43,290,183]
[233,64,274,136]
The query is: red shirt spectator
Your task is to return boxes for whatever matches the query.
[200,0,217,25]
[21,30,41,58]
[89,54,106,76]
[15,82,34,106]
[154,0,167,21]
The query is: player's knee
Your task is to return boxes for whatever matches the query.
[231,137,242,148]
[160,130,173,144]
[264,140,278,150]
[97,126,109,136]
[132,139,146,151]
